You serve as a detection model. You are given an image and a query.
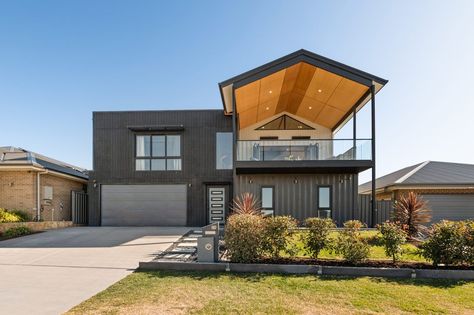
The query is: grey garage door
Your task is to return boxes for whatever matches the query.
[101,184,187,226]
[422,194,474,223]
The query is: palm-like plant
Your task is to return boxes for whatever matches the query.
[394,192,432,238]
[230,193,262,216]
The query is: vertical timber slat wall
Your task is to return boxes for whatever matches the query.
[89,110,233,226]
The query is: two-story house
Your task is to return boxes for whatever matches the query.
[88,49,387,227]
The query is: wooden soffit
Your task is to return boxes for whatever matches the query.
[234,62,369,130]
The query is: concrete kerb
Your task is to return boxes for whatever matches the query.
[138,261,474,280]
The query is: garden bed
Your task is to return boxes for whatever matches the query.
[139,261,474,280]
[256,257,474,270]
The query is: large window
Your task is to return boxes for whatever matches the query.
[261,186,274,209]
[317,186,332,218]
[135,135,182,171]
[216,132,233,170]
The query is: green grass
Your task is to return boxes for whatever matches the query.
[289,230,427,263]
[67,271,474,314]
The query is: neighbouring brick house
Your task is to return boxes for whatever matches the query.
[359,161,474,223]
[0,146,88,221]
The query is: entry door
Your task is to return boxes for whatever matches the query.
[208,187,226,224]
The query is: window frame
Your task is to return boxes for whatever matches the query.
[215,132,233,170]
[135,134,182,171]
[316,185,332,219]
[260,185,275,210]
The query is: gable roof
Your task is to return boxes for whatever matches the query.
[359,161,474,193]
[219,49,388,132]
[0,146,88,180]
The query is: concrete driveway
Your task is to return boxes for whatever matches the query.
[0,226,190,315]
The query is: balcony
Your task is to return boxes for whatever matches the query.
[235,139,373,174]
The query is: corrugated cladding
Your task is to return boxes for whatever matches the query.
[234,173,358,226]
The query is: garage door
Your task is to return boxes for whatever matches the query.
[101,185,187,226]
[422,194,474,223]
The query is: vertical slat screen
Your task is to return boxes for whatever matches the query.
[71,191,88,225]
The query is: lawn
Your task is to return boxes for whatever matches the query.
[288,230,427,263]
[67,271,474,315]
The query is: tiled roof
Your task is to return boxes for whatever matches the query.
[0,146,88,180]
[359,161,474,193]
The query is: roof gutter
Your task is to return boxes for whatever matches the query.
[0,165,88,183]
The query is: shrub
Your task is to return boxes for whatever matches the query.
[334,220,370,264]
[302,217,335,258]
[4,226,32,238]
[0,208,26,223]
[9,209,30,222]
[465,221,474,265]
[224,214,265,262]
[261,216,297,258]
[377,222,407,263]
[394,192,431,238]
[419,220,472,266]
[230,193,262,215]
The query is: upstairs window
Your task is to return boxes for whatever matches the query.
[135,135,182,171]
[216,132,233,170]
[256,115,314,130]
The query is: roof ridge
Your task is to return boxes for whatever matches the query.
[394,161,430,184]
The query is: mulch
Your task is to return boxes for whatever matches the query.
[256,257,474,270]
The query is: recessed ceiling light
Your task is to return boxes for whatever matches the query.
[308,106,312,110]
[318,89,322,93]
[269,90,273,94]
[265,106,270,110]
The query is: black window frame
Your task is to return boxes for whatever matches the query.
[135,134,182,171]
[316,185,332,218]
[260,185,275,210]
[215,132,233,170]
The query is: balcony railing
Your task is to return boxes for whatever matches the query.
[236,139,372,162]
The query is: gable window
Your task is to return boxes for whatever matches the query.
[261,186,274,209]
[317,186,332,218]
[256,115,314,130]
[135,135,181,171]
[216,132,233,170]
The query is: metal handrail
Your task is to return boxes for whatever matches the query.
[236,138,372,142]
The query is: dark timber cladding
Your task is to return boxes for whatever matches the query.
[234,174,359,225]
[88,110,233,226]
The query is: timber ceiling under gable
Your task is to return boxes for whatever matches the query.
[235,62,369,130]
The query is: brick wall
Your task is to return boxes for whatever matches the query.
[0,170,85,221]
[40,174,85,221]
[0,171,36,217]
[376,188,474,201]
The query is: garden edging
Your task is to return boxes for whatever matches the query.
[0,221,75,233]
[138,261,474,280]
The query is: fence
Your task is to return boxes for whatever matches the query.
[358,194,393,226]
[71,191,88,224]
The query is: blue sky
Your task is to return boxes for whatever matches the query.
[1,1,473,182]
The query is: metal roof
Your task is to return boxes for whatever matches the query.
[359,161,474,193]
[0,146,88,180]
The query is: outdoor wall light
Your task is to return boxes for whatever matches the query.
[294,178,298,184]
[93,180,97,188]
[249,179,253,184]
[188,183,192,187]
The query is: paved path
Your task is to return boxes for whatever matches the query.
[0,226,190,315]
